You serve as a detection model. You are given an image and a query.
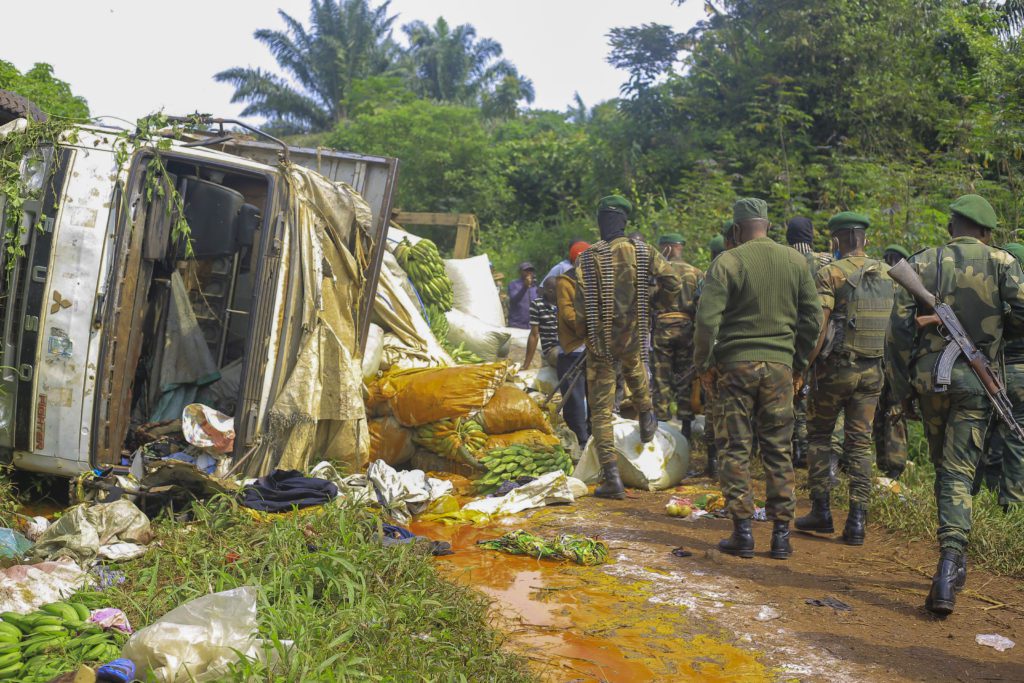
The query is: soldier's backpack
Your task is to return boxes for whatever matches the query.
[838,259,894,358]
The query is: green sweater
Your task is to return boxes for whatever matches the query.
[694,237,822,372]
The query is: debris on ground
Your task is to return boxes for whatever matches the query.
[239,469,339,513]
[477,529,609,566]
[805,596,854,612]
[755,606,781,622]
[29,500,153,564]
[975,633,1015,652]
[670,547,693,558]
[0,527,32,559]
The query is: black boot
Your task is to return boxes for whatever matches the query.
[795,493,834,534]
[594,462,625,500]
[771,521,793,560]
[679,419,692,443]
[639,410,657,443]
[925,548,966,616]
[704,444,718,478]
[842,503,867,546]
[792,440,807,469]
[718,518,754,558]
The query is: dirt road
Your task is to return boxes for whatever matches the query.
[416,480,1023,682]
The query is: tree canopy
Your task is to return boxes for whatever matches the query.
[0,61,89,120]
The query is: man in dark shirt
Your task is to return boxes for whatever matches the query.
[508,262,538,329]
[523,279,560,369]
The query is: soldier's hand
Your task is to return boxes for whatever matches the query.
[793,372,805,395]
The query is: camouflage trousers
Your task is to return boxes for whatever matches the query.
[713,361,796,521]
[807,355,883,504]
[918,389,991,553]
[976,363,1024,506]
[652,321,695,427]
[873,380,908,477]
[588,348,652,466]
[793,392,809,457]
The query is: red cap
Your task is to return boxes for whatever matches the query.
[569,241,591,264]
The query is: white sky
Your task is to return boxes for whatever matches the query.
[3,0,704,125]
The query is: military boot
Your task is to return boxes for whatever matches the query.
[594,462,626,500]
[704,443,718,478]
[795,493,834,534]
[639,410,658,443]
[770,521,793,560]
[679,419,692,443]
[718,518,754,558]
[925,548,966,616]
[842,503,867,546]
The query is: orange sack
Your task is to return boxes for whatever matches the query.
[369,416,414,466]
[480,385,552,435]
[367,362,510,427]
[484,429,561,450]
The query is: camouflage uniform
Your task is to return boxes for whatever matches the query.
[652,257,703,427]
[886,237,1024,552]
[793,248,834,460]
[976,337,1024,506]
[695,237,822,522]
[807,256,891,504]
[872,379,909,478]
[574,237,681,466]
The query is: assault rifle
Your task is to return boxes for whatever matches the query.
[888,259,1024,441]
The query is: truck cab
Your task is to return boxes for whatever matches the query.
[0,120,396,476]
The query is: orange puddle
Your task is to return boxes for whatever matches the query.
[412,519,770,682]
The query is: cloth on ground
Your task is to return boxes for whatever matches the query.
[240,469,339,512]
[30,499,153,564]
[365,459,454,523]
[0,560,88,613]
[462,470,575,517]
[380,523,453,556]
[149,270,221,422]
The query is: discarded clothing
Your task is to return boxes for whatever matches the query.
[462,470,574,518]
[90,608,134,634]
[0,560,87,613]
[365,459,454,523]
[182,403,235,454]
[805,596,853,612]
[477,530,609,566]
[380,524,453,556]
[30,499,153,564]
[240,470,338,513]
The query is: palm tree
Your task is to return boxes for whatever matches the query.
[402,17,534,112]
[215,0,400,133]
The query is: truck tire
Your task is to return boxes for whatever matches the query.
[0,89,47,125]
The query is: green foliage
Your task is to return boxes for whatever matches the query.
[0,61,88,120]
[0,467,16,528]
[102,497,533,681]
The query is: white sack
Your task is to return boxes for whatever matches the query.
[506,327,540,369]
[446,309,511,360]
[444,255,505,327]
[362,323,385,380]
[574,417,688,491]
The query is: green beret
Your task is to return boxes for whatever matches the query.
[721,219,734,236]
[883,244,911,260]
[1003,242,1024,265]
[658,232,685,246]
[828,211,870,232]
[950,194,997,231]
[732,198,768,223]
[708,234,725,253]
[598,195,632,216]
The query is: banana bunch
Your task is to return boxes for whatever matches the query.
[0,602,124,681]
[425,302,449,342]
[395,238,454,312]
[446,341,483,365]
[476,445,574,492]
[413,417,488,462]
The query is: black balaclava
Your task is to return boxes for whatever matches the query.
[597,209,627,242]
[785,216,814,246]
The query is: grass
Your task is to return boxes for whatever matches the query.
[74,496,535,682]
[828,422,1024,580]
[0,466,17,528]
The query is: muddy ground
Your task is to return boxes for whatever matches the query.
[415,475,1023,682]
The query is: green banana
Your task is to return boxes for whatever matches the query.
[0,652,19,669]
[0,662,23,680]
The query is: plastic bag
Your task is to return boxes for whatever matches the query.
[574,418,688,491]
[445,309,511,361]
[367,363,509,427]
[485,429,561,451]
[31,499,153,563]
[362,323,385,380]
[444,255,505,327]
[123,587,264,683]
[182,403,235,454]
[462,471,575,517]
[0,528,32,559]
[368,416,414,466]
[481,385,552,435]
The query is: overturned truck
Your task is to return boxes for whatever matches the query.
[0,117,398,477]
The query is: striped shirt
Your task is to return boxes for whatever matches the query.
[529,298,560,354]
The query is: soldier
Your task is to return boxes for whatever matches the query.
[974,242,1024,509]
[786,216,833,469]
[652,233,703,441]
[700,222,734,477]
[886,194,1024,615]
[573,195,681,499]
[796,212,894,545]
[695,199,822,559]
[883,244,911,267]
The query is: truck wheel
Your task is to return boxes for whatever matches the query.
[0,89,47,125]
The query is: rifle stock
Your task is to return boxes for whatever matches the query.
[888,259,937,310]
